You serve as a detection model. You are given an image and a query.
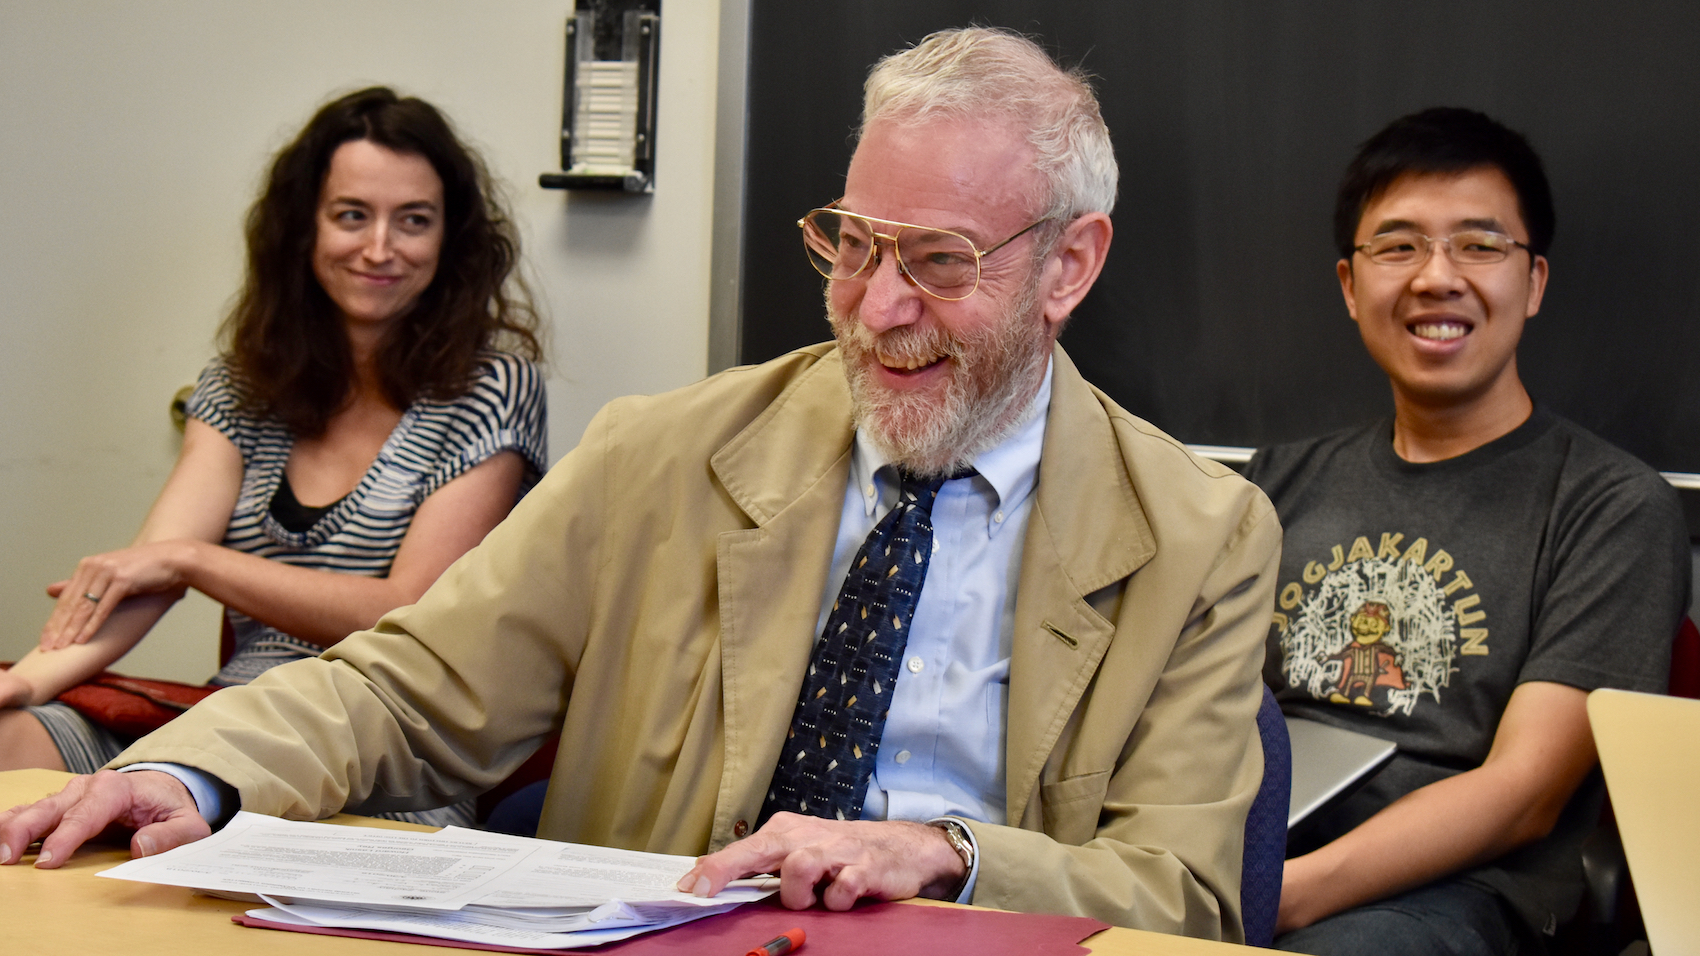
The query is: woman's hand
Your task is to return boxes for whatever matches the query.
[40,542,199,650]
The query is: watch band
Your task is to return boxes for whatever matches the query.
[928,818,975,900]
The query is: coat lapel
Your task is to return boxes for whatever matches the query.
[708,348,856,847]
[702,344,1159,838]
[1004,346,1156,827]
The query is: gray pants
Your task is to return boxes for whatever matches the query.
[1276,880,1532,956]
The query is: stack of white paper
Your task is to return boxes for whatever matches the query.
[100,812,775,949]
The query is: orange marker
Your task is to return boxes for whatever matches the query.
[743,927,805,956]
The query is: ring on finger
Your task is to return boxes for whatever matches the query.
[84,592,102,603]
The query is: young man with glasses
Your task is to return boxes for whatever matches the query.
[1245,108,1689,954]
[2,27,1279,943]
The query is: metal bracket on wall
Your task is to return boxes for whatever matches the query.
[170,384,194,433]
[539,1,660,194]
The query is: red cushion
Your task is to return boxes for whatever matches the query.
[55,673,220,739]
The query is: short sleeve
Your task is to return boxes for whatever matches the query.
[1519,440,1691,694]
[184,359,262,460]
[419,353,549,501]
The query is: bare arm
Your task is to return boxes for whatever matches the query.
[1276,680,1598,933]
[5,592,181,706]
[39,418,525,651]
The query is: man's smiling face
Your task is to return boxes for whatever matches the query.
[1338,166,1548,414]
[828,115,1058,476]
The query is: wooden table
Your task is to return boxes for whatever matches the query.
[0,769,1247,955]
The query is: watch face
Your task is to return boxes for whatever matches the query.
[934,820,973,864]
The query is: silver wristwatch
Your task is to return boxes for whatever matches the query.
[928,818,976,899]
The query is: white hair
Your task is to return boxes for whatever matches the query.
[861,26,1119,221]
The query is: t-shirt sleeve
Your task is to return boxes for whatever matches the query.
[184,359,259,461]
[420,353,549,501]
[1519,449,1691,694]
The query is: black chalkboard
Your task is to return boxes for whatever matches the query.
[737,1,1700,476]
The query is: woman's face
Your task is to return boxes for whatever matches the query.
[312,139,445,330]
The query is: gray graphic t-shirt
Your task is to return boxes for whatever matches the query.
[1245,406,1688,935]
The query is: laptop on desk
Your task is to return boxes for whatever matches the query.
[1285,715,1397,831]
[1588,688,1700,954]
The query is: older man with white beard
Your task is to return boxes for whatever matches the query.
[1,27,1279,943]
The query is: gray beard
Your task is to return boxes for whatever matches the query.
[828,277,1052,478]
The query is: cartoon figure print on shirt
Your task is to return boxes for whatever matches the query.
[1329,601,1406,706]
[1271,533,1487,716]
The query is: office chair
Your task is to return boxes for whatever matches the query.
[1243,683,1291,947]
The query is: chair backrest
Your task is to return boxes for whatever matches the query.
[1242,683,1291,947]
[1588,688,1700,953]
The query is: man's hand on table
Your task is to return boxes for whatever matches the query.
[0,769,210,867]
[677,812,967,910]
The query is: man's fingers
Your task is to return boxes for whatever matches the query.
[678,832,785,897]
[130,814,212,859]
[31,774,140,867]
[679,837,831,910]
[776,846,832,910]
[675,816,950,912]
[4,770,202,868]
[0,778,88,866]
[819,863,877,911]
[676,813,827,896]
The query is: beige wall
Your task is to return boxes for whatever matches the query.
[0,1,723,681]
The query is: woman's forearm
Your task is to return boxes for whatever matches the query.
[177,540,417,647]
[9,592,180,705]
[174,452,523,648]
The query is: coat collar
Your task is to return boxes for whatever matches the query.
[709,344,855,526]
[1029,345,1156,593]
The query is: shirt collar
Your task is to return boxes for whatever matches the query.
[851,359,1052,516]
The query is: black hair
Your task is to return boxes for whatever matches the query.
[1333,107,1555,260]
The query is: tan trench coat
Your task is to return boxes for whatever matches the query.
[117,343,1280,941]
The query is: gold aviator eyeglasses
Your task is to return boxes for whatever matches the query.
[798,205,1050,301]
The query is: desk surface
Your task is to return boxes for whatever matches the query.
[0,769,1245,955]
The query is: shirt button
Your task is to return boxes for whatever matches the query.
[864,483,876,498]
[907,657,924,673]
[994,511,1005,524]
[932,538,939,553]
[894,750,912,764]
[733,819,749,837]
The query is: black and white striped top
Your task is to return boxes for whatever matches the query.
[186,353,547,685]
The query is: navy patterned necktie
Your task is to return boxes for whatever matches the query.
[760,467,969,826]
